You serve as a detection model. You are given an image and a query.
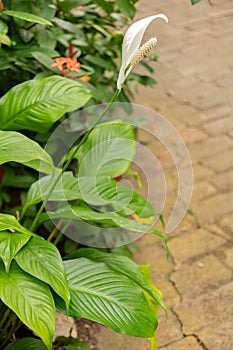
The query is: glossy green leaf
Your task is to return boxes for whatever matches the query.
[67,248,166,312]
[191,0,202,3]
[0,76,92,132]
[0,213,34,236]
[0,231,30,273]
[2,10,52,26]
[62,257,157,337]
[0,131,54,174]
[3,338,47,350]
[77,176,155,217]
[0,19,8,35]
[22,172,82,218]
[38,205,167,243]
[15,236,70,311]
[0,262,55,350]
[78,121,136,178]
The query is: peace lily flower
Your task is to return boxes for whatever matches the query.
[117,14,168,90]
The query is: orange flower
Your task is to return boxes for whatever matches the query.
[51,55,90,81]
[51,57,81,73]
[65,57,80,72]
[51,57,67,71]
[79,74,91,82]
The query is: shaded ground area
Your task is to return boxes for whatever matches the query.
[56,1,233,349]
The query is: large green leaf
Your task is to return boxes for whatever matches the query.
[0,262,55,350]
[21,172,82,218]
[15,236,70,311]
[38,206,168,244]
[3,338,47,350]
[2,10,52,26]
[0,131,54,174]
[66,248,166,312]
[77,176,155,217]
[61,258,157,337]
[78,121,135,178]
[0,231,30,273]
[0,213,34,236]
[0,76,91,132]
[22,173,154,218]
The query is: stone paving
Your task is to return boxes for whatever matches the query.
[92,0,233,349]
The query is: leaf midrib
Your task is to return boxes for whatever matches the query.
[69,285,138,311]
[1,88,82,129]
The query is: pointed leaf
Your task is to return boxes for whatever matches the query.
[0,76,92,132]
[15,236,70,311]
[0,231,30,273]
[0,262,55,350]
[78,121,136,178]
[38,206,168,244]
[0,213,34,236]
[62,257,157,337]
[39,206,150,232]
[2,10,52,26]
[22,172,82,217]
[67,248,166,312]
[77,176,155,217]
[0,131,54,174]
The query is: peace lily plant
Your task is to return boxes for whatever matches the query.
[30,13,169,232]
[0,7,169,350]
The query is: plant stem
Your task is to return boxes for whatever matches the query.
[29,89,121,232]
[0,308,10,331]
[53,231,63,246]
[47,219,62,242]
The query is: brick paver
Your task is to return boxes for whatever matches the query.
[133,1,233,349]
[75,1,233,349]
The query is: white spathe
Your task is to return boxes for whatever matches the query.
[117,14,168,90]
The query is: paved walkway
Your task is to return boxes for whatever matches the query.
[94,1,233,349]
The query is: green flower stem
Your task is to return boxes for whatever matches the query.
[29,88,121,232]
